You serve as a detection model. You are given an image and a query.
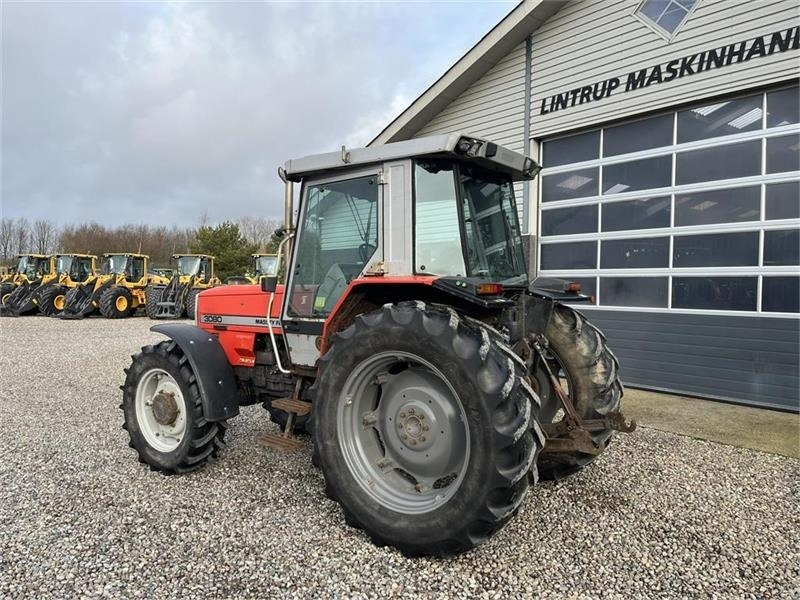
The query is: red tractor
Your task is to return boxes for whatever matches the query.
[121,134,634,557]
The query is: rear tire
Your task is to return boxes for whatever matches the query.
[533,304,623,481]
[37,284,68,317]
[99,286,133,319]
[313,301,542,557]
[121,340,227,474]
[145,285,163,319]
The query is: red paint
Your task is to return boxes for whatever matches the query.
[195,275,438,368]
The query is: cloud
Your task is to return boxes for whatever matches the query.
[1,1,514,227]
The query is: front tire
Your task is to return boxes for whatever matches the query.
[37,284,68,316]
[533,304,623,481]
[99,286,133,318]
[1,283,14,305]
[121,340,227,474]
[313,302,542,557]
[186,289,201,320]
[145,285,163,319]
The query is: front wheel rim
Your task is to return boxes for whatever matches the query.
[116,296,129,311]
[336,351,470,515]
[135,368,187,452]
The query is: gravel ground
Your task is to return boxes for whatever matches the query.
[0,316,798,599]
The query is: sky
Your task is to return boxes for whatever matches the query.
[1,1,515,227]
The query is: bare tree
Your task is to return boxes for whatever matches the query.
[12,218,30,255]
[31,219,57,254]
[197,210,210,229]
[0,218,14,265]
[238,216,280,251]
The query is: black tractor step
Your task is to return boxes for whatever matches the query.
[257,432,304,451]
[271,398,312,416]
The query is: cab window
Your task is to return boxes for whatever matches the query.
[289,174,379,317]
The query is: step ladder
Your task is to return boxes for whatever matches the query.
[257,380,312,451]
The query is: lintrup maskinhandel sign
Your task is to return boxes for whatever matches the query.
[539,26,799,115]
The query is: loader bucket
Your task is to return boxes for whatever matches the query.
[152,302,182,318]
[0,281,41,317]
[148,277,187,319]
[57,284,96,320]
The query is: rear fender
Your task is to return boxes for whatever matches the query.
[529,277,592,302]
[150,324,240,422]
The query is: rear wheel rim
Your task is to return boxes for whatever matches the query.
[135,368,187,452]
[336,351,469,515]
[116,295,129,311]
[54,295,66,311]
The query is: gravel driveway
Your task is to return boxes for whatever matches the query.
[0,316,797,599]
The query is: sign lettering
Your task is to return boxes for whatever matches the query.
[538,27,799,116]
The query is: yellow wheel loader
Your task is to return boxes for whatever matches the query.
[227,253,279,285]
[59,253,151,319]
[146,254,220,320]
[0,254,57,316]
[35,254,98,316]
[1,254,52,304]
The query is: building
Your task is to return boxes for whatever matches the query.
[372,0,799,411]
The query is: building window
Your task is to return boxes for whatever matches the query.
[636,0,698,38]
[539,84,800,315]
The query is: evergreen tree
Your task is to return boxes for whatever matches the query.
[190,221,258,282]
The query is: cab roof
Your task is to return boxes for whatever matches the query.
[16,253,50,259]
[283,133,539,183]
[173,254,215,259]
[55,253,97,259]
[104,252,149,259]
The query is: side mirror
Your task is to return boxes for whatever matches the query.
[261,275,278,293]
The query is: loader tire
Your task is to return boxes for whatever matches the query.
[100,286,133,319]
[533,304,623,481]
[0,283,13,305]
[313,301,543,557]
[186,289,200,320]
[145,285,163,320]
[121,340,227,474]
[37,284,68,317]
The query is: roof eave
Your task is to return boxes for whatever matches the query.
[369,0,568,146]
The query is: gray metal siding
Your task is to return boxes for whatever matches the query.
[415,41,527,154]
[530,0,800,137]
[583,309,800,411]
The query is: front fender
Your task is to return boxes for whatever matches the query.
[150,324,240,422]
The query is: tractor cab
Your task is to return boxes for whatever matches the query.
[277,133,539,365]
[54,254,97,285]
[15,254,52,282]
[175,254,214,283]
[103,253,148,284]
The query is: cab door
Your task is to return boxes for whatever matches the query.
[282,169,382,367]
